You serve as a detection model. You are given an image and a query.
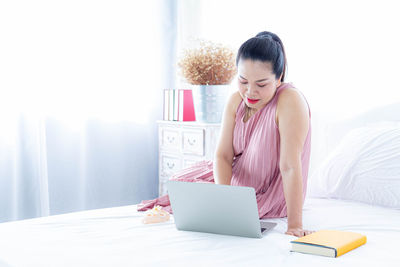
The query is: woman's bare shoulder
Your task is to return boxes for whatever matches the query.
[277,88,308,111]
[226,91,243,115]
[276,87,309,126]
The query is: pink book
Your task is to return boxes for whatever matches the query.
[178,89,196,121]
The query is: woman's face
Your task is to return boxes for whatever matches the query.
[237,59,281,111]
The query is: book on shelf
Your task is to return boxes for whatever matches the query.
[163,89,169,120]
[168,89,174,121]
[290,230,367,258]
[173,88,179,121]
[178,89,195,122]
[163,89,195,122]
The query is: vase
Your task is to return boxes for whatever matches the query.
[191,84,231,123]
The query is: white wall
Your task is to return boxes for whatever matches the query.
[177,0,400,173]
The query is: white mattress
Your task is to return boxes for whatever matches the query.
[0,197,399,267]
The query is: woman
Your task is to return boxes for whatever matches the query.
[139,31,313,237]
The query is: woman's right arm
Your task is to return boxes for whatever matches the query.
[213,91,242,185]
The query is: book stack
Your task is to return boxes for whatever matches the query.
[290,230,367,257]
[163,89,196,121]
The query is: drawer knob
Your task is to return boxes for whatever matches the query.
[166,162,175,169]
[187,139,196,146]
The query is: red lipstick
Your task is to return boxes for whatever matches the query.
[247,98,260,104]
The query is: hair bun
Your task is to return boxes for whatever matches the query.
[255,31,273,39]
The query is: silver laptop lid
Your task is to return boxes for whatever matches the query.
[167,180,276,238]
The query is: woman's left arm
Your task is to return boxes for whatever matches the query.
[276,88,313,237]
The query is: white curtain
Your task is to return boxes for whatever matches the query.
[177,0,400,174]
[0,0,177,223]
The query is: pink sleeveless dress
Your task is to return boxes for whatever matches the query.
[138,82,312,219]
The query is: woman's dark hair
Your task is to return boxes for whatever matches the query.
[236,31,287,82]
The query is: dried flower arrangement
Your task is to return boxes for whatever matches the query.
[178,40,237,85]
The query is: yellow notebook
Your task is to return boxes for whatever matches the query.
[290,230,367,257]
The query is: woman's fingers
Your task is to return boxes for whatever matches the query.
[304,230,315,236]
[286,229,316,237]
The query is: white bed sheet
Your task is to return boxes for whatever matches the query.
[0,197,399,267]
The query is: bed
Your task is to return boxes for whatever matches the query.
[0,197,399,267]
[1,103,400,267]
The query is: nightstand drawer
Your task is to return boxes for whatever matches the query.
[182,129,204,155]
[161,154,182,175]
[157,121,221,197]
[161,128,180,151]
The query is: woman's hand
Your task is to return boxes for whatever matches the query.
[285,228,314,237]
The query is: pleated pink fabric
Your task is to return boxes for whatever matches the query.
[137,82,312,219]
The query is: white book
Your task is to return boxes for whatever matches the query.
[163,89,169,120]
[168,89,174,121]
[173,89,179,121]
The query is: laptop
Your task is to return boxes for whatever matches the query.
[166,180,277,238]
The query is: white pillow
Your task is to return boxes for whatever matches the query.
[308,122,400,208]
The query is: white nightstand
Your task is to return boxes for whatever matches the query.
[157,120,221,196]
